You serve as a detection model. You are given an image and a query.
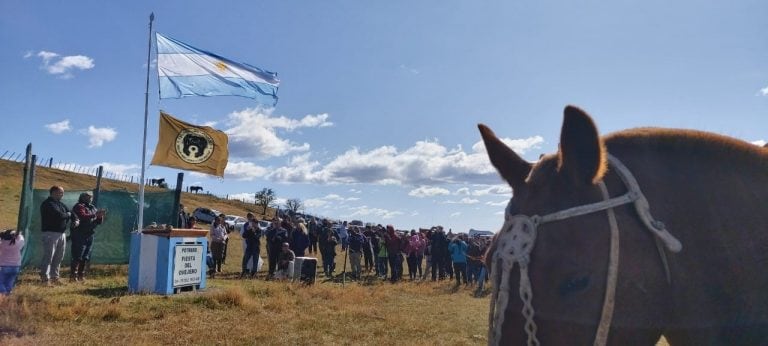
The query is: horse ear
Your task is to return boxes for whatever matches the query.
[478,124,532,190]
[557,105,607,184]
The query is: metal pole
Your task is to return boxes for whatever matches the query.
[137,12,154,232]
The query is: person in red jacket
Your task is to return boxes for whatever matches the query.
[70,192,105,282]
[384,225,403,283]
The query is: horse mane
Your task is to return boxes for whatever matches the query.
[526,128,766,183]
[604,127,768,170]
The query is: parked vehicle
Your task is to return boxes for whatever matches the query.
[234,218,249,233]
[257,220,272,232]
[224,215,246,231]
[192,207,220,224]
[467,229,494,238]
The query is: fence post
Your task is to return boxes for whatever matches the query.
[172,172,184,227]
[16,145,33,231]
[93,166,104,207]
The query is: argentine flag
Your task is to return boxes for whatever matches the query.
[156,33,279,105]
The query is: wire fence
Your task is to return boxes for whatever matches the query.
[1,149,177,190]
[1,148,264,206]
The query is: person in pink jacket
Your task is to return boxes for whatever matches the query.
[0,229,26,295]
[406,230,424,281]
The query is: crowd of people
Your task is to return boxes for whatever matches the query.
[1,187,491,297]
[192,210,492,295]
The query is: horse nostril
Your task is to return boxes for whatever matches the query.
[559,276,590,296]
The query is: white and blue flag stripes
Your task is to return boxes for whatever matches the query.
[156,33,279,105]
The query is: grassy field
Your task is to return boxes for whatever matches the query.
[0,160,490,345]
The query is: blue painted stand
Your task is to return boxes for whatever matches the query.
[128,229,209,295]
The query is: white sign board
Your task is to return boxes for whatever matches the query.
[173,245,203,287]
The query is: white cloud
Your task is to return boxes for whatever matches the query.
[37,51,58,63]
[760,86,768,96]
[82,126,117,148]
[252,134,543,187]
[450,212,462,218]
[752,140,766,147]
[349,188,362,194]
[408,186,450,198]
[267,139,498,185]
[411,211,419,216]
[471,185,512,196]
[323,194,346,201]
[228,193,255,204]
[23,51,33,59]
[471,135,544,156]
[91,162,140,175]
[225,108,332,159]
[224,161,269,181]
[35,50,94,78]
[455,187,470,195]
[443,197,479,205]
[486,200,508,207]
[44,119,71,134]
[202,121,218,127]
[346,205,403,219]
[304,198,329,209]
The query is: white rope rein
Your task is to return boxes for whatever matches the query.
[488,155,682,346]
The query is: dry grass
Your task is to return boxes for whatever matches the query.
[0,264,490,345]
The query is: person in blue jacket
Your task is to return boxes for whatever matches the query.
[448,235,468,286]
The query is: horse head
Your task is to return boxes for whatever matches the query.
[479,106,667,345]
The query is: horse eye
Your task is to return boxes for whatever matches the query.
[558,276,590,296]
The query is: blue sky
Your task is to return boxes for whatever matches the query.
[1,1,766,232]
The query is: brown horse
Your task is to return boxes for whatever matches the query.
[479,106,768,345]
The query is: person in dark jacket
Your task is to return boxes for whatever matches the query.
[308,218,319,255]
[70,192,105,282]
[362,226,375,273]
[320,231,338,278]
[266,219,289,279]
[347,227,367,279]
[430,228,450,281]
[240,213,261,279]
[40,186,79,285]
[290,219,310,257]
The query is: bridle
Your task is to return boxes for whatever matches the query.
[488,154,682,346]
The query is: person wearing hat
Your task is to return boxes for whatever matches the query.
[70,191,105,282]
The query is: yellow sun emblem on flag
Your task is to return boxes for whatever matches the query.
[215,61,228,72]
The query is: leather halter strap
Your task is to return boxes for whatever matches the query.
[488,154,682,346]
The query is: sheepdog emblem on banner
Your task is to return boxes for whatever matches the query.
[175,128,215,164]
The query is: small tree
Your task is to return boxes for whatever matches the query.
[285,198,303,217]
[255,188,276,215]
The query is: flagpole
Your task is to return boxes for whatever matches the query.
[138,12,155,232]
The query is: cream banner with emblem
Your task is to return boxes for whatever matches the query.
[150,111,229,177]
